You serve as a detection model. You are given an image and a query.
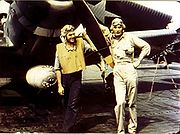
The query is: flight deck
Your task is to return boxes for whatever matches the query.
[0,64,179,134]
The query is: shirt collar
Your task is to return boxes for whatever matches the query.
[64,43,77,52]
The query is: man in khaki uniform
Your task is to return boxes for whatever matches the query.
[54,24,93,132]
[109,18,151,134]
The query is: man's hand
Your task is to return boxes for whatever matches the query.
[133,60,141,68]
[58,85,64,96]
[109,62,115,68]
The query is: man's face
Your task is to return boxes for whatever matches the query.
[66,31,76,44]
[112,24,123,37]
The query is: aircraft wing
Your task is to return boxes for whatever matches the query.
[87,0,172,30]
[127,29,177,39]
[127,29,180,63]
[87,0,180,63]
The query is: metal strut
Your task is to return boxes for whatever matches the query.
[148,56,179,100]
[149,56,160,100]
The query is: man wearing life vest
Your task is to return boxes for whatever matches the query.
[54,24,93,132]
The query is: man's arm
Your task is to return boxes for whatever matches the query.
[132,35,151,68]
[55,70,64,95]
[82,32,97,51]
[54,52,64,95]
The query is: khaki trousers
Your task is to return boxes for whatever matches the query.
[113,63,137,134]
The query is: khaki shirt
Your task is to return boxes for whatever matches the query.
[54,38,86,74]
[110,33,151,64]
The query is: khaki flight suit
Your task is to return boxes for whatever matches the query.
[110,33,150,134]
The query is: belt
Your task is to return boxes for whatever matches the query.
[116,60,132,64]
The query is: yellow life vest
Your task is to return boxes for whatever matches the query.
[56,38,86,74]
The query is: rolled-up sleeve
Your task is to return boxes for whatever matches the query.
[54,52,61,71]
